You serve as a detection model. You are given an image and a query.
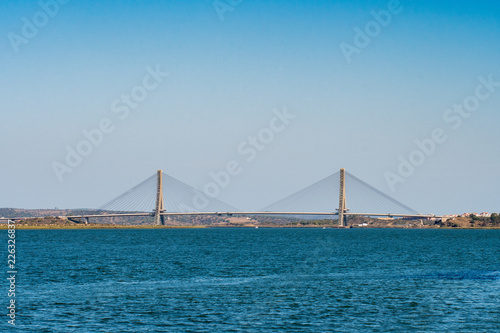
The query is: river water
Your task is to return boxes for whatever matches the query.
[4,228,499,332]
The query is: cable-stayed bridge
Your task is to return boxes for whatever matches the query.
[65,169,440,226]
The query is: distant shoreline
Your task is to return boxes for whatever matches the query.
[1,224,499,230]
[0,224,207,230]
[1,210,498,229]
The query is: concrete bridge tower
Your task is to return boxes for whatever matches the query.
[154,170,165,225]
[338,168,346,227]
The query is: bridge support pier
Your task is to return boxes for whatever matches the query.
[154,169,165,226]
[338,168,346,227]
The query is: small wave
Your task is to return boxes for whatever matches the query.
[414,270,500,281]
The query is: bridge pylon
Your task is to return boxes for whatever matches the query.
[154,170,165,225]
[338,168,347,227]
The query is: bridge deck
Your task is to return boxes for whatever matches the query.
[1,212,441,221]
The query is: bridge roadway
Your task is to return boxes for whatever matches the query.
[1,212,442,221]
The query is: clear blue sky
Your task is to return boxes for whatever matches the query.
[1,0,499,215]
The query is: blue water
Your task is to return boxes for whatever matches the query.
[3,228,499,332]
